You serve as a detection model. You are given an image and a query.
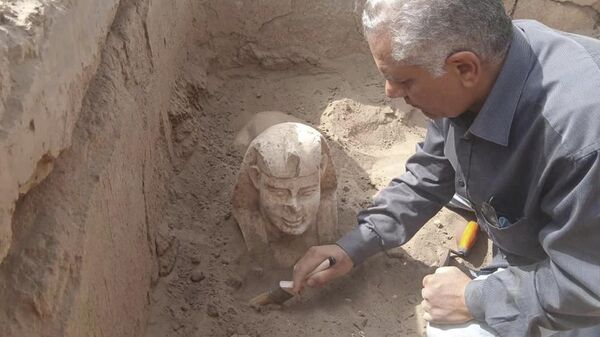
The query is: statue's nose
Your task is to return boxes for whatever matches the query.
[285,197,301,213]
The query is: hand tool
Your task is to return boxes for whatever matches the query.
[249,256,336,306]
[440,220,479,268]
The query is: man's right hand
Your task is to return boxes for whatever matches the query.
[292,244,354,294]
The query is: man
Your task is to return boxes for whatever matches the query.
[291,1,600,336]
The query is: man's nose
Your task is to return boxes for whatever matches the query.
[385,80,407,98]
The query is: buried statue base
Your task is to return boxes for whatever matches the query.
[232,122,338,267]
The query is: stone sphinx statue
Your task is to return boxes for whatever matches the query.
[232,122,338,267]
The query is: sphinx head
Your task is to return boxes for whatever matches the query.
[246,123,327,236]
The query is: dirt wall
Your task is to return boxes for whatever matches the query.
[0,0,199,336]
[505,0,600,37]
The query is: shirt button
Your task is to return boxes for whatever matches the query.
[458,179,465,187]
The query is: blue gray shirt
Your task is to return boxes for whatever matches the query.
[337,20,600,337]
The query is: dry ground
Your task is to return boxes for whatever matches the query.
[144,50,489,337]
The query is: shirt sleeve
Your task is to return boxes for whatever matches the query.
[465,151,600,336]
[337,120,456,265]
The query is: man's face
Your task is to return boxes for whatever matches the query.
[258,171,321,236]
[369,36,473,119]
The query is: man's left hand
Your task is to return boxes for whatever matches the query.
[421,266,473,324]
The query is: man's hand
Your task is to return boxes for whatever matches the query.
[292,244,353,294]
[421,266,473,324]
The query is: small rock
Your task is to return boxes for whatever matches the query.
[407,295,419,304]
[250,266,264,276]
[344,298,352,303]
[155,233,173,257]
[225,277,243,289]
[191,269,206,282]
[191,256,201,265]
[181,304,190,312]
[236,324,249,335]
[392,294,398,299]
[172,323,185,332]
[206,304,219,318]
[434,221,444,229]
[358,310,366,317]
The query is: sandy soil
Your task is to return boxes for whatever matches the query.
[143,47,490,337]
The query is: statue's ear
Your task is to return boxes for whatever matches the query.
[319,137,330,179]
[320,152,328,178]
[248,165,261,190]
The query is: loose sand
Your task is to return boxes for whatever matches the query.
[144,48,489,337]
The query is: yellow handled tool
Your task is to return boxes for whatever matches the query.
[440,220,479,267]
[457,220,479,255]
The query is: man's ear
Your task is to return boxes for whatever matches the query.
[445,51,481,88]
[248,165,261,190]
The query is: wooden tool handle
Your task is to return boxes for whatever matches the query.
[308,256,335,277]
[280,256,336,289]
[457,221,479,255]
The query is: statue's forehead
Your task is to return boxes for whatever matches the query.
[253,129,322,177]
[262,171,320,189]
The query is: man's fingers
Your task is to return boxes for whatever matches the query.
[305,266,342,288]
[421,299,431,313]
[423,312,433,322]
[421,287,431,300]
[292,245,353,293]
[435,266,454,274]
[422,274,432,287]
[292,246,329,293]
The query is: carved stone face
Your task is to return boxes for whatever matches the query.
[232,122,338,266]
[256,170,321,236]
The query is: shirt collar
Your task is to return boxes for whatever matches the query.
[468,25,533,146]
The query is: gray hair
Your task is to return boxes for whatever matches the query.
[363,0,513,76]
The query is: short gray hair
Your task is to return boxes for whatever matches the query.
[363,0,513,76]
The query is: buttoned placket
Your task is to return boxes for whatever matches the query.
[451,116,475,205]
[457,134,473,200]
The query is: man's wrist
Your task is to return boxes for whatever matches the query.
[464,279,486,322]
[336,224,383,266]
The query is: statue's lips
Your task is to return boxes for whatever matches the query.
[281,217,304,228]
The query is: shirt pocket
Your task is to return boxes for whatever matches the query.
[477,214,546,261]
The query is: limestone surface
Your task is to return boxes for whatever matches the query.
[0,0,120,263]
[232,123,338,267]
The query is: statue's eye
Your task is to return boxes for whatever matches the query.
[267,186,288,197]
[298,187,318,197]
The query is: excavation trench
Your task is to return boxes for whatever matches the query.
[0,1,449,336]
[1,0,597,337]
